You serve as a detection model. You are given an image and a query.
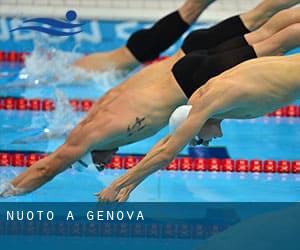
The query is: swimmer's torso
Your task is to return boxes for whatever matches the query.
[90,50,187,149]
[211,55,300,119]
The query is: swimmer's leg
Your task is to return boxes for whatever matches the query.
[245,7,300,45]
[181,0,300,54]
[240,0,300,32]
[73,0,215,73]
[253,23,300,57]
[207,4,300,55]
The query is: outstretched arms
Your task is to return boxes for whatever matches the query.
[0,106,117,197]
[97,103,214,202]
[0,123,95,197]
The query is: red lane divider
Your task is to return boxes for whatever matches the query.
[0,50,168,65]
[1,97,299,117]
[0,51,29,63]
[0,152,299,174]
[1,50,299,117]
[0,97,93,112]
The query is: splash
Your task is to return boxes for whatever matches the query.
[0,182,25,198]
[43,89,81,137]
[12,89,81,144]
[19,35,82,84]
[0,167,26,198]
[4,35,127,91]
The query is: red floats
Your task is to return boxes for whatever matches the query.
[16,98,28,110]
[278,161,291,174]
[11,153,25,167]
[42,99,55,111]
[263,160,276,173]
[0,153,11,166]
[180,157,193,171]
[124,156,138,169]
[193,158,206,172]
[292,161,300,174]
[26,154,40,167]
[81,100,93,112]
[28,99,41,111]
[17,52,29,63]
[69,99,80,111]
[0,51,29,62]
[273,108,285,117]
[166,159,179,171]
[236,160,249,172]
[108,156,123,169]
[7,51,18,62]
[0,150,299,175]
[3,98,15,110]
[250,160,263,173]
[0,51,5,61]
[1,96,299,116]
[207,158,221,172]
[221,159,235,172]
[286,105,299,117]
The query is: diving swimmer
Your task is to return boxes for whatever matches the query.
[98,54,300,202]
[2,0,300,197]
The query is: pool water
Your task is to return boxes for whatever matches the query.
[0,23,300,202]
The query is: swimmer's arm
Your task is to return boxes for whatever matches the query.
[4,137,90,197]
[98,107,213,202]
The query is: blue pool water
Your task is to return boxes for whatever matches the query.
[1,21,300,202]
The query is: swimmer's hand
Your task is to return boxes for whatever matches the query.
[95,184,134,202]
[95,185,120,202]
[0,183,19,198]
[115,186,132,202]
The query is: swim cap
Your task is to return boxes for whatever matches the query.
[169,105,204,145]
[169,105,192,134]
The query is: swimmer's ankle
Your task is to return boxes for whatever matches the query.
[179,0,215,24]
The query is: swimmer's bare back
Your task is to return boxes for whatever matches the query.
[189,54,300,120]
[83,50,188,150]
[97,54,300,203]
[2,50,187,197]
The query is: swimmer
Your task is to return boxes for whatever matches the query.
[2,0,300,198]
[18,1,300,142]
[98,54,300,202]
[73,0,300,73]
[73,0,217,73]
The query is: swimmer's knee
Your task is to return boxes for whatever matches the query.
[126,11,189,62]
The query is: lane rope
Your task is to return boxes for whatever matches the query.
[0,151,299,174]
[1,97,299,117]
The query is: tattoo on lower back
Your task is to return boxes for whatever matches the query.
[127,117,146,136]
